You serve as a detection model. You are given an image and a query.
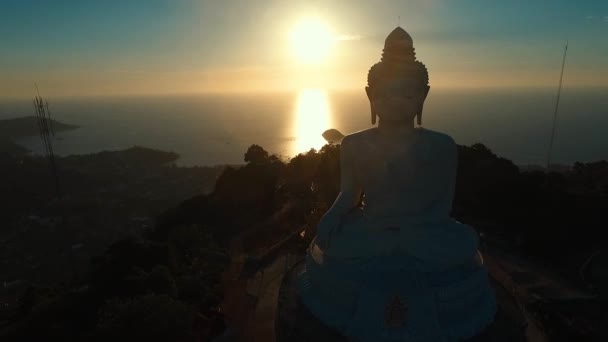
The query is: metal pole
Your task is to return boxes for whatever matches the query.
[546,41,568,171]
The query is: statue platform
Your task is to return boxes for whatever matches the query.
[277,257,527,342]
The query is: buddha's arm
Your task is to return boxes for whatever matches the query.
[316,136,362,246]
[438,136,458,215]
[331,136,363,214]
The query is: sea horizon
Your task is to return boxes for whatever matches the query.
[1,87,607,167]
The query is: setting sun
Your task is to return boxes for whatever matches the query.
[289,18,334,64]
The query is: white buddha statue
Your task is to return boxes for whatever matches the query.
[297,27,496,342]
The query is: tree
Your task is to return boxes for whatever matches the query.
[93,294,207,342]
[244,144,269,164]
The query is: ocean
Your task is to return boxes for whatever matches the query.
[0,88,606,167]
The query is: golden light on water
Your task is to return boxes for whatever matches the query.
[292,89,331,154]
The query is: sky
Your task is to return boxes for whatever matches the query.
[1,0,607,98]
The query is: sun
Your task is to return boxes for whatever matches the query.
[289,18,334,64]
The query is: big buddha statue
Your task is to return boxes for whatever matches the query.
[294,27,497,341]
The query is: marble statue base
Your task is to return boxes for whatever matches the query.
[277,260,526,342]
[291,242,498,342]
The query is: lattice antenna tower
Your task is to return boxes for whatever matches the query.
[33,83,61,196]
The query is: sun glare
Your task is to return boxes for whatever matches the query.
[289,18,334,64]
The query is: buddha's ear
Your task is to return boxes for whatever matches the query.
[416,86,429,126]
[366,86,377,125]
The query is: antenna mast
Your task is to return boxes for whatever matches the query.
[33,84,61,196]
[546,41,568,171]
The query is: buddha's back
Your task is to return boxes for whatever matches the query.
[295,27,497,342]
[348,127,456,221]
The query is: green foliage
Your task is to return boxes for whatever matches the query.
[5,140,608,341]
[92,294,203,342]
[168,225,225,273]
[244,144,269,164]
[212,145,283,220]
[152,143,342,250]
[168,225,227,308]
[63,146,180,170]
[453,144,608,292]
[127,265,178,298]
[571,160,608,193]
[4,289,99,341]
[16,286,57,317]
[0,139,29,156]
[88,238,168,299]
[454,143,520,221]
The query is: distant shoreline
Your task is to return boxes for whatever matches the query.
[2,89,607,166]
[0,116,597,172]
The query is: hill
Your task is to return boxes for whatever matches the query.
[0,139,29,155]
[0,116,78,140]
[0,142,606,341]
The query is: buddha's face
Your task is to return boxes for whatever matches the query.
[366,78,430,124]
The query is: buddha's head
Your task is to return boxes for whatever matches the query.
[366,27,430,126]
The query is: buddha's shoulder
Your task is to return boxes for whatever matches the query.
[418,129,457,158]
[341,128,377,145]
[418,128,456,146]
[342,128,455,145]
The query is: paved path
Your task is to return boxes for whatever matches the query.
[483,243,596,342]
[221,254,296,342]
[243,255,291,341]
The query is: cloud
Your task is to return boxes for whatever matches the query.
[336,34,362,41]
[583,15,608,22]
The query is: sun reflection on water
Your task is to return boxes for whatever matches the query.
[292,89,332,155]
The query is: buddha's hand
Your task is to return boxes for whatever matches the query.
[316,213,341,250]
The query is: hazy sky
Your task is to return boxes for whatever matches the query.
[1,0,607,98]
